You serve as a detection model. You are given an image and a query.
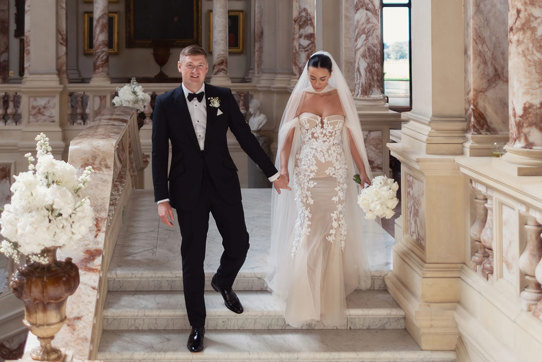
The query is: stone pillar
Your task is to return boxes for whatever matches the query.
[66,0,82,81]
[386,0,466,350]
[501,0,542,175]
[57,0,67,84]
[463,0,509,156]
[292,0,315,77]
[90,0,110,84]
[253,0,264,77]
[23,0,30,77]
[353,0,383,100]
[0,0,8,83]
[210,0,230,85]
[341,0,355,94]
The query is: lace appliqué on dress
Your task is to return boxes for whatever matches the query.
[291,113,347,255]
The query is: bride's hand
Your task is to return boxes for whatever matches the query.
[362,173,371,187]
[273,171,291,194]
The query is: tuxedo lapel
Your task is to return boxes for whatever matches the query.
[173,85,200,150]
[203,84,217,151]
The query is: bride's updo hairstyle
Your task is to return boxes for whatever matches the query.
[307,53,332,73]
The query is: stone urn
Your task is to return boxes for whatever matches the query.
[10,247,80,361]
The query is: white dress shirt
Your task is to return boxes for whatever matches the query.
[182,83,207,151]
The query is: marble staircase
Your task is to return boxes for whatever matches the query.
[97,190,456,361]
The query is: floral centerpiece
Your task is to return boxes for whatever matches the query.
[354,174,399,220]
[0,133,94,361]
[112,77,151,128]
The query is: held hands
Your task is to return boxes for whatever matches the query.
[273,171,291,194]
[360,173,371,188]
[157,201,175,227]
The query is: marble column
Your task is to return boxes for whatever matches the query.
[210,0,230,85]
[254,0,264,76]
[0,0,8,83]
[463,0,509,155]
[57,0,67,84]
[23,0,30,76]
[292,0,315,77]
[90,0,110,84]
[353,0,383,99]
[502,0,542,173]
[341,0,356,94]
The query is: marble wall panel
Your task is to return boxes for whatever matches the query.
[29,96,56,123]
[363,130,383,173]
[406,173,425,249]
[501,204,517,285]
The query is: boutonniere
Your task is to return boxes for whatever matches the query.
[208,97,223,115]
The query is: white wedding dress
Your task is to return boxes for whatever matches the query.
[267,77,372,327]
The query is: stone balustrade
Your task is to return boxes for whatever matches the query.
[0,87,22,127]
[20,106,147,360]
[458,157,542,321]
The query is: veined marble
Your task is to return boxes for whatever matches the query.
[364,130,383,173]
[465,0,508,135]
[508,0,542,149]
[0,0,8,83]
[57,0,67,82]
[92,0,109,78]
[93,95,107,119]
[212,0,228,76]
[29,96,56,123]
[406,173,425,248]
[501,204,517,285]
[354,0,383,98]
[24,0,30,76]
[292,0,315,77]
[254,0,264,75]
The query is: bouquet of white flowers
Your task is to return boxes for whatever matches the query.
[112,77,150,112]
[355,175,399,220]
[0,134,94,264]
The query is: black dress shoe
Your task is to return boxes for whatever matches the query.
[187,327,205,352]
[211,275,244,314]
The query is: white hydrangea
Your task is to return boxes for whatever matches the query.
[0,133,94,264]
[111,77,151,112]
[357,175,399,220]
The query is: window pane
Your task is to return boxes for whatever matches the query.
[383,7,410,108]
[383,0,410,4]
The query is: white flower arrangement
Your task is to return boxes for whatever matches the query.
[112,77,151,113]
[356,175,399,220]
[0,133,94,264]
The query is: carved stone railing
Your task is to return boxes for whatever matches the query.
[0,86,22,127]
[21,106,147,360]
[458,157,542,319]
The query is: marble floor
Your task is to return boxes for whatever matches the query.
[109,189,395,277]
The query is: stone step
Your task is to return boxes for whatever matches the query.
[107,271,388,292]
[98,329,456,362]
[102,290,404,330]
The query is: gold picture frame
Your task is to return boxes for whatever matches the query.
[209,10,244,54]
[83,12,119,55]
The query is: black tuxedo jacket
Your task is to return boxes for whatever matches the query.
[152,83,277,210]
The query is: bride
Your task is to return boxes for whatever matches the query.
[267,51,372,327]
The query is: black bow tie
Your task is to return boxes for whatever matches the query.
[187,92,204,102]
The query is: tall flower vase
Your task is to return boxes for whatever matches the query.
[10,248,80,361]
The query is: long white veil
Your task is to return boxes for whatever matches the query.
[267,51,372,300]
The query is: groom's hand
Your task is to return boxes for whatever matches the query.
[157,201,175,227]
[273,173,291,194]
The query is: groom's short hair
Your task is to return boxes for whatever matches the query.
[179,45,208,63]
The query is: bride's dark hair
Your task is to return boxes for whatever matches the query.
[307,53,332,72]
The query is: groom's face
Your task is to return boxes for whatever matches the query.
[178,54,209,92]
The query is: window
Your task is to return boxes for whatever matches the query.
[382,0,411,111]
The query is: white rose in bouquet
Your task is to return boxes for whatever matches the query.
[112,77,151,113]
[356,175,399,220]
[0,133,94,264]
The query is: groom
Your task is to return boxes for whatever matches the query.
[152,45,289,352]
